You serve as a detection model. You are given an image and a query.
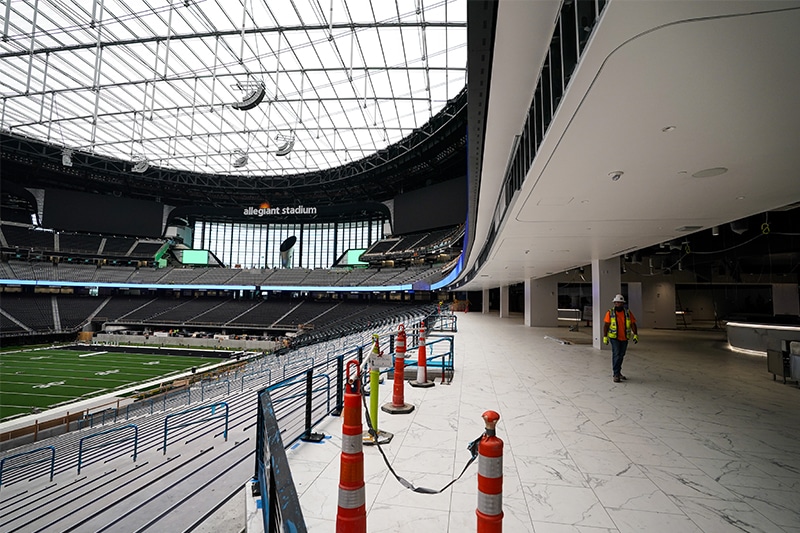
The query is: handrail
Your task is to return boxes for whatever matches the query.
[162,402,229,455]
[0,445,56,487]
[77,424,138,474]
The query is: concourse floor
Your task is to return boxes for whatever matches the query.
[285,311,800,533]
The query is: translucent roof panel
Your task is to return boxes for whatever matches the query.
[0,0,466,176]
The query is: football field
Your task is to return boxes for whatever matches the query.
[0,348,220,421]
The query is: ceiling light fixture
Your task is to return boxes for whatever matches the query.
[609,171,623,181]
[661,125,676,132]
[691,167,728,178]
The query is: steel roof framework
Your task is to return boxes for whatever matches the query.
[1,0,466,179]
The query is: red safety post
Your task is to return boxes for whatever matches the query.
[337,360,366,533]
[410,321,434,388]
[476,410,503,533]
[382,324,414,414]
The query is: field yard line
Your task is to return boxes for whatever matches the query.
[78,351,108,358]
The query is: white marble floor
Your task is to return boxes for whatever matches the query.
[285,312,800,532]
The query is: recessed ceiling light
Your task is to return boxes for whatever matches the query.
[692,167,728,178]
[736,195,746,200]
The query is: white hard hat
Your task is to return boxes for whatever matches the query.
[612,294,626,303]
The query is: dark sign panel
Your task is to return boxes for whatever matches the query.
[393,176,466,235]
[42,189,164,237]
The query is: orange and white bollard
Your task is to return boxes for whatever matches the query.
[382,324,415,414]
[476,410,503,533]
[337,360,366,533]
[410,321,434,388]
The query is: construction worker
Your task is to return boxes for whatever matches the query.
[602,294,638,382]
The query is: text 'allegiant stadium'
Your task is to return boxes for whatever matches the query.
[243,206,318,216]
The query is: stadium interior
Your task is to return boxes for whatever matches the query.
[1,1,800,532]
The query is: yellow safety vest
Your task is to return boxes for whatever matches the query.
[608,308,632,339]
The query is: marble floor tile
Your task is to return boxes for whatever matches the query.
[605,508,703,533]
[587,473,684,513]
[672,495,783,533]
[522,483,616,528]
[283,314,800,532]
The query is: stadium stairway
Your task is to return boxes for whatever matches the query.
[0,309,433,531]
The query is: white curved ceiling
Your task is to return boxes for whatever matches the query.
[0,0,466,176]
[461,0,800,290]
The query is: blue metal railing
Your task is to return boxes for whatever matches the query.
[0,446,56,488]
[162,402,229,455]
[77,424,138,474]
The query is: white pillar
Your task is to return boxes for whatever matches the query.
[482,288,490,314]
[592,257,621,350]
[499,285,510,318]
[524,277,559,326]
[627,281,642,328]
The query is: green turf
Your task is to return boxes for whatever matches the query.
[0,348,222,420]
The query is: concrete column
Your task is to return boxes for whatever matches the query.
[627,281,642,327]
[482,288,490,314]
[592,257,621,350]
[641,278,676,329]
[499,285,510,318]
[524,277,559,327]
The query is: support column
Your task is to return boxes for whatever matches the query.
[627,282,642,328]
[592,257,621,350]
[524,277,558,327]
[499,285,510,318]
[482,288,490,314]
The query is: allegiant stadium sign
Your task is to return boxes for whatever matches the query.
[243,205,318,216]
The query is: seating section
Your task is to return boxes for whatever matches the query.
[1,295,56,332]
[0,223,167,262]
[361,225,463,265]
[57,297,104,330]
[59,233,103,254]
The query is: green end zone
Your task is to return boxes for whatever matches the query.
[0,348,222,421]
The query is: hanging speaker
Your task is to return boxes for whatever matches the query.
[232,82,266,111]
[279,236,297,268]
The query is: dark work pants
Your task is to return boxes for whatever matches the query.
[610,338,628,376]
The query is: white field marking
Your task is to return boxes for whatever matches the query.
[79,351,108,358]
[33,381,65,388]
[143,361,160,365]
[94,369,120,376]
[30,356,52,360]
